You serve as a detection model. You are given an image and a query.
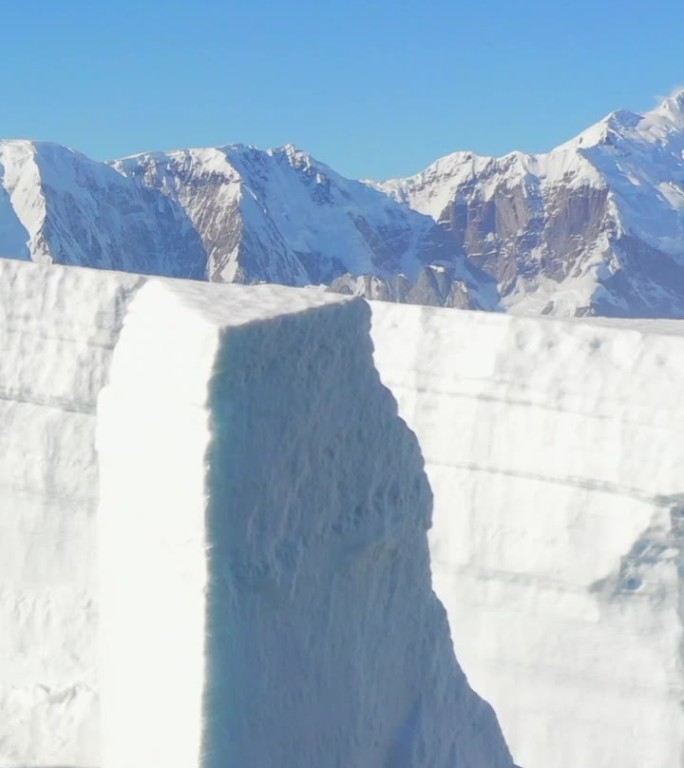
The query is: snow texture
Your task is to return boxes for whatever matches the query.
[370,301,684,768]
[0,259,143,766]
[0,258,514,768]
[7,252,684,768]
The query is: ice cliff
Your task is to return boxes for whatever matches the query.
[0,261,142,764]
[6,255,684,768]
[0,258,513,768]
[371,303,684,768]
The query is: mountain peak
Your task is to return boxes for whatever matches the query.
[271,143,313,164]
[562,93,684,152]
[654,88,684,118]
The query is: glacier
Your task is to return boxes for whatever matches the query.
[4,255,684,767]
[370,302,684,768]
[0,258,513,768]
[0,261,142,765]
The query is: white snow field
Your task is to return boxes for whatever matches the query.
[0,258,514,768]
[370,302,684,768]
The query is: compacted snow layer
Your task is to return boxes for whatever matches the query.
[0,259,514,768]
[370,302,684,768]
[10,256,684,768]
[0,260,142,766]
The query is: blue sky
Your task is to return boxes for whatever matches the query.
[2,0,683,179]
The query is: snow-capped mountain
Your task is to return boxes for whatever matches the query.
[2,91,684,317]
[112,144,492,308]
[0,140,206,278]
[377,91,684,316]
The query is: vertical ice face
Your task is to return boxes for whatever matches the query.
[370,302,684,768]
[0,259,143,767]
[95,277,514,768]
[2,262,515,767]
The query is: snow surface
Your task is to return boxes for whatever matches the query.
[0,259,143,766]
[0,258,514,768]
[7,253,684,768]
[370,301,684,768]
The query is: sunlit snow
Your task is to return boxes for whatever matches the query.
[0,258,514,768]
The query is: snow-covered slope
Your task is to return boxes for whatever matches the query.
[377,92,684,317]
[112,144,492,307]
[0,258,514,768]
[0,140,206,278]
[0,139,493,310]
[370,302,684,768]
[2,91,684,316]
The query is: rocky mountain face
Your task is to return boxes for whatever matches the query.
[377,92,684,317]
[1,92,684,317]
[111,144,492,308]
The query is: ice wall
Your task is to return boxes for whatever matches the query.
[0,259,514,768]
[371,303,684,768]
[0,260,142,766]
[96,278,513,768]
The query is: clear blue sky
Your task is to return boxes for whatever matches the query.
[2,0,683,179]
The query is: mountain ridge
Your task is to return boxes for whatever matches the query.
[1,91,684,317]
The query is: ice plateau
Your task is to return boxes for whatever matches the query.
[0,258,514,768]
